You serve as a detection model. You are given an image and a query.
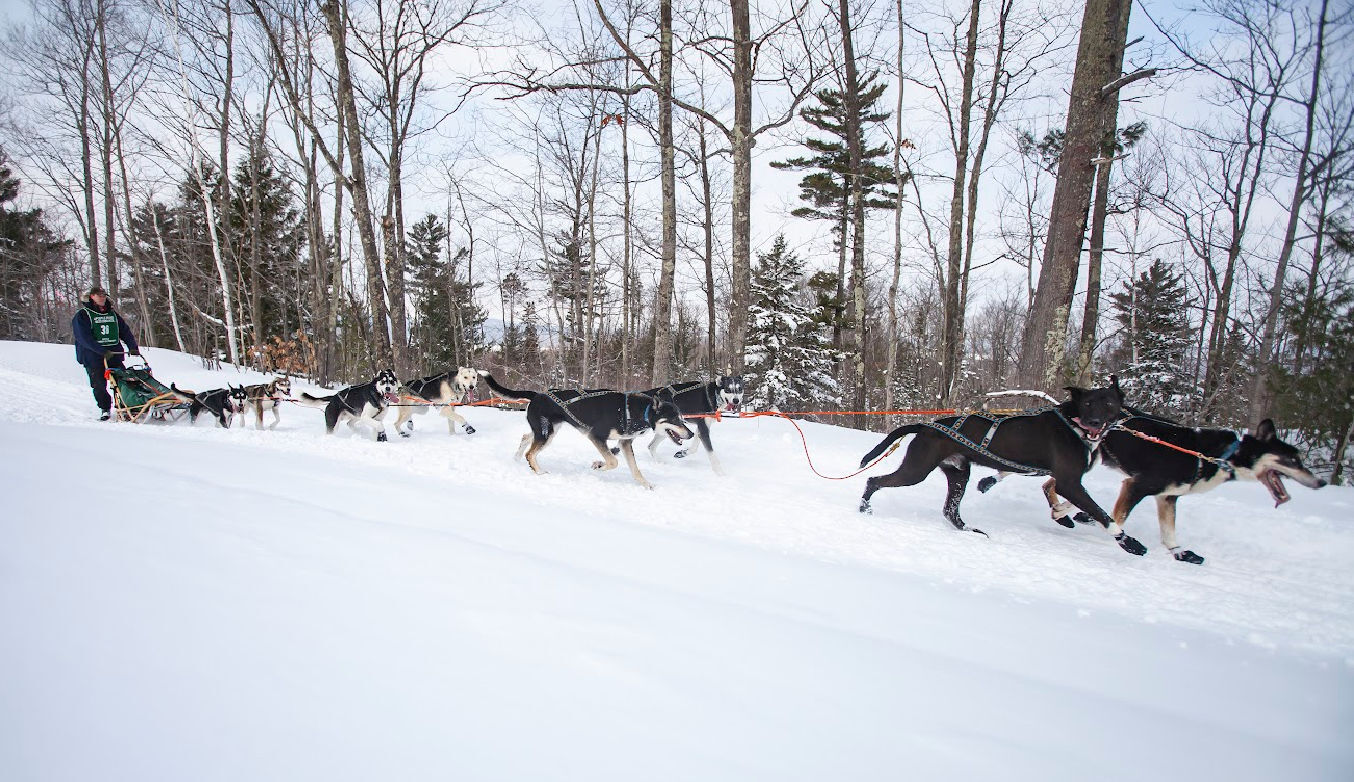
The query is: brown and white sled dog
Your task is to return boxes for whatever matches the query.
[1020,416,1326,564]
[394,367,479,437]
[295,369,400,442]
[241,375,292,430]
[481,372,694,490]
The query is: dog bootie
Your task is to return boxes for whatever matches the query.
[463,424,476,435]
[99,411,111,422]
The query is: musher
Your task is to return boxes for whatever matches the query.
[72,285,140,421]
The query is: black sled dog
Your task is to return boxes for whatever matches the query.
[1022,416,1326,564]
[295,369,401,441]
[241,375,292,430]
[171,383,250,429]
[481,372,694,490]
[857,378,1150,556]
[393,367,480,437]
[631,376,746,475]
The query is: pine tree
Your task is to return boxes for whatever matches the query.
[0,150,68,340]
[743,236,841,410]
[1108,259,1199,416]
[772,74,900,350]
[229,141,307,343]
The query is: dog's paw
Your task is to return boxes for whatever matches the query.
[377,432,388,442]
[1073,511,1094,525]
[1115,532,1147,556]
[399,430,411,438]
[976,476,998,493]
[858,500,873,514]
[673,449,689,459]
[592,460,605,470]
[609,447,620,455]
[462,424,475,435]
[1054,516,1076,529]
[1172,548,1205,565]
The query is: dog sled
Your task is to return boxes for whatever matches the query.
[106,354,192,423]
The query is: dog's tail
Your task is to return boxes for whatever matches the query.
[294,391,334,409]
[168,382,197,403]
[480,372,537,402]
[859,424,924,468]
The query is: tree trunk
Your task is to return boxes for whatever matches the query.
[939,0,982,402]
[1018,0,1126,389]
[650,0,677,385]
[699,123,717,374]
[836,0,868,419]
[885,0,905,425]
[727,0,754,373]
[1249,0,1328,425]
[96,0,120,302]
[321,0,393,371]
[1073,0,1131,385]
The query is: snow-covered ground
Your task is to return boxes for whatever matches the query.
[1,340,1350,781]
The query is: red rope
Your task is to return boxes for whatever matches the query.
[710,410,901,481]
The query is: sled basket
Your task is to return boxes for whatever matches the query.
[106,355,191,424]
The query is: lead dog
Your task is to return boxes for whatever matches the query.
[241,375,292,430]
[857,379,1151,556]
[393,367,479,437]
[482,372,694,489]
[171,383,249,429]
[634,376,745,475]
[295,369,400,441]
[1021,416,1326,564]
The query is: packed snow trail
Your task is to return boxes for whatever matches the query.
[1,341,1350,781]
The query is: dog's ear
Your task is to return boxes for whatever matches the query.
[1109,373,1123,400]
[1255,418,1277,442]
[1063,386,1084,402]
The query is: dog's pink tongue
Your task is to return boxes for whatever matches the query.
[385,393,401,404]
[1264,471,1290,507]
[465,388,477,403]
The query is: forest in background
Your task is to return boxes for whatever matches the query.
[0,0,1349,480]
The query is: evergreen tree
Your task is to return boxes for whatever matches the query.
[1108,259,1199,416]
[229,141,307,342]
[771,74,900,229]
[0,150,68,339]
[743,236,841,410]
[772,73,901,348]
[520,299,542,378]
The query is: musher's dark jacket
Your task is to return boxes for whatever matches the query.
[72,298,138,366]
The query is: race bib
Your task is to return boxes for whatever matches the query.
[90,311,120,347]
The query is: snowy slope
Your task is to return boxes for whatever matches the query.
[1,340,1350,781]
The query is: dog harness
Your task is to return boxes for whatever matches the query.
[918,406,1123,476]
[661,381,716,414]
[543,389,657,436]
[1111,416,1240,481]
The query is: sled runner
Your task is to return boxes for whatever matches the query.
[106,354,192,423]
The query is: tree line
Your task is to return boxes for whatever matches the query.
[0,0,1349,481]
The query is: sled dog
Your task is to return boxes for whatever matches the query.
[1017,415,1326,564]
[296,369,400,441]
[634,376,745,475]
[171,383,250,429]
[857,378,1149,555]
[482,372,694,490]
[393,367,480,437]
[241,375,292,430]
